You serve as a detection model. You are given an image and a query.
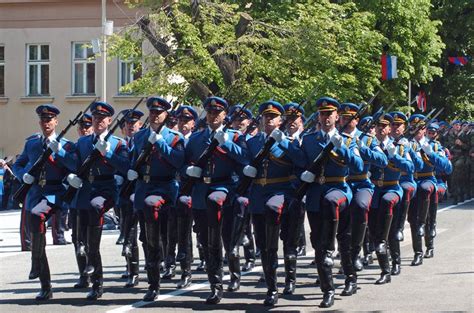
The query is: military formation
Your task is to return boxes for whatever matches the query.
[6,93,473,308]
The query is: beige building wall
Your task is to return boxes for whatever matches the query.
[0,0,144,158]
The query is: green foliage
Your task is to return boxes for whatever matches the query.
[110,0,456,118]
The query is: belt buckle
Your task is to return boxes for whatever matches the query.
[203,177,212,184]
[88,175,94,183]
[143,175,150,183]
[39,179,46,187]
[318,176,326,185]
[261,177,267,186]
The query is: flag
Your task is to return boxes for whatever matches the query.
[416,90,427,112]
[448,56,470,66]
[381,54,398,80]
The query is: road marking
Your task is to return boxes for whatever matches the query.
[106,250,316,313]
[438,198,473,213]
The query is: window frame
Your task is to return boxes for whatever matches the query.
[26,43,50,97]
[118,58,141,95]
[72,42,96,95]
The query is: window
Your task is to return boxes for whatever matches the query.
[72,42,95,95]
[118,59,141,94]
[27,44,49,96]
[0,46,4,96]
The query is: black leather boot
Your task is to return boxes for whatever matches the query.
[74,244,90,288]
[143,221,161,301]
[341,275,357,296]
[318,254,335,308]
[143,284,159,302]
[176,211,193,263]
[396,199,410,241]
[162,262,176,279]
[177,270,192,289]
[125,246,139,288]
[411,252,423,266]
[375,252,391,285]
[29,232,43,280]
[227,253,241,292]
[410,224,424,266]
[84,226,103,277]
[196,244,206,271]
[351,221,367,272]
[35,235,52,301]
[283,255,296,295]
[206,285,223,304]
[263,251,279,306]
[206,225,223,304]
[86,279,103,300]
[417,197,430,237]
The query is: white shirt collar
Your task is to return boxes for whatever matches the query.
[321,127,337,138]
[94,130,108,141]
[349,128,358,137]
[417,136,427,146]
[44,133,57,142]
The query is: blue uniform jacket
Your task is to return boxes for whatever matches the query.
[12,133,76,211]
[246,132,302,214]
[349,130,388,193]
[68,133,129,210]
[412,137,452,187]
[132,127,184,210]
[370,138,414,209]
[185,127,248,210]
[299,130,364,212]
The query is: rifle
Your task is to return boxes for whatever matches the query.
[13,99,97,203]
[62,97,144,204]
[234,86,318,197]
[179,88,263,196]
[292,103,368,202]
[120,101,181,199]
[140,116,150,130]
[357,102,395,139]
[403,108,439,141]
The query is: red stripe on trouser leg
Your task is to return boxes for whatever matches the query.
[153,199,165,221]
[388,195,399,216]
[277,203,284,224]
[335,197,346,220]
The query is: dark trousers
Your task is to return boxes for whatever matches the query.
[20,206,31,251]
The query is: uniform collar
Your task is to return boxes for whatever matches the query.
[43,132,57,142]
[94,130,108,141]
[321,127,337,138]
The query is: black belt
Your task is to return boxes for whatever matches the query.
[88,175,114,182]
[37,179,62,187]
[139,175,174,183]
[201,176,232,184]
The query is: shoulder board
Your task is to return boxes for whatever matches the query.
[341,132,353,139]
[26,133,41,141]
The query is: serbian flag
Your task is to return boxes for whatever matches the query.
[381,55,398,80]
[448,57,469,66]
[416,90,427,112]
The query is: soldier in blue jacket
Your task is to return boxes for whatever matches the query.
[12,104,76,300]
[369,113,414,284]
[66,101,130,300]
[407,115,452,265]
[242,101,305,305]
[126,97,185,301]
[174,105,198,289]
[181,96,248,304]
[340,103,388,295]
[388,111,419,275]
[298,97,364,308]
[425,123,452,257]
[116,109,144,288]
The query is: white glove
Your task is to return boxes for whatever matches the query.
[214,130,229,145]
[270,128,286,143]
[31,199,51,216]
[422,142,433,155]
[90,196,106,210]
[23,173,35,184]
[127,169,139,181]
[243,165,257,178]
[330,133,344,149]
[186,165,203,178]
[114,174,124,185]
[398,138,409,147]
[67,173,83,189]
[300,170,316,183]
[0,159,5,168]
[95,139,110,155]
[387,143,397,158]
[148,131,163,144]
[48,139,61,153]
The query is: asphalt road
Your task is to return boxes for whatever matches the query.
[0,198,473,312]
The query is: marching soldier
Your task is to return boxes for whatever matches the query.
[298,97,364,307]
[341,103,387,290]
[66,101,130,300]
[174,105,198,289]
[242,101,305,305]
[425,123,453,257]
[126,97,185,301]
[12,104,76,300]
[408,115,451,265]
[283,103,307,258]
[69,113,93,289]
[370,113,413,284]
[182,96,248,304]
[117,109,144,288]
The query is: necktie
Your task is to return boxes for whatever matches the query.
[324,133,329,144]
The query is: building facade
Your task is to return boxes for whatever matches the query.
[0,0,144,157]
